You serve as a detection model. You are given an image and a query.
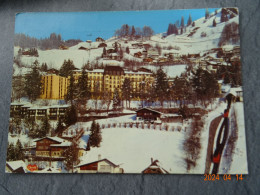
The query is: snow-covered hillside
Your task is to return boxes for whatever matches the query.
[165,9,239,54]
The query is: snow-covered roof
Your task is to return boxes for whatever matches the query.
[75,158,119,168]
[34,136,65,143]
[6,160,26,172]
[135,108,163,115]
[11,102,25,106]
[50,142,72,147]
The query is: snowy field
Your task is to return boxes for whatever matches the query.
[80,127,186,173]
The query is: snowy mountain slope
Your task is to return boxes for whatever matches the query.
[13,9,239,70]
[165,9,239,54]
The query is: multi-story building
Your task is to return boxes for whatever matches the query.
[72,66,154,100]
[40,74,68,100]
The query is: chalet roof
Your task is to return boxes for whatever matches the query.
[34,136,65,143]
[50,142,72,147]
[6,160,26,172]
[142,159,169,174]
[75,158,119,168]
[135,108,163,115]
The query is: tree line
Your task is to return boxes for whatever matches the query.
[14,33,82,50]
[114,24,154,39]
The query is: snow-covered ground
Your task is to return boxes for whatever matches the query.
[80,127,186,173]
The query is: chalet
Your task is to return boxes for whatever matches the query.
[147,48,159,58]
[106,48,116,54]
[78,46,88,50]
[96,37,105,42]
[142,158,169,174]
[75,156,124,173]
[157,56,168,63]
[108,53,120,60]
[6,160,27,173]
[132,43,143,49]
[187,53,200,58]
[143,57,153,63]
[59,45,68,50]
[134,52,142,58]
[98,43,107,48]
[225,87,243,102]
[34,137,71,160]
[136,108,163,122]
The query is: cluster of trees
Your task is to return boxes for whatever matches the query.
[27,116,51,138]
[18,48,39,57]
[218,22,239,46]
[114,24,154,39]
[166,14,193,36]
[14,33,82,50]
[24,60,42,102]
[6,140,24,161]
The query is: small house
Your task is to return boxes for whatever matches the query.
[6,160,27,173]
[134,52,142,58]
[136,108,163,122]
[142,158,169,174]
[96,37,105,42]
[75,156,124,173]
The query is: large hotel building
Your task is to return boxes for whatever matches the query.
[40,66,154,100]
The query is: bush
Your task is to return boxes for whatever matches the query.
[201,32,207,37]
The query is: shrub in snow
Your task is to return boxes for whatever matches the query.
[201,32,207,37]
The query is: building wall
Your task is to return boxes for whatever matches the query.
[40,75,68,100]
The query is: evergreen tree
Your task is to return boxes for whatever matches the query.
[131,26,136,37]
[154,68,169,107]
[113,88,121,110]
[142,26,154,39]
[181,16,185,28]
[126,46,130,54]
[64,105,77,126]
[41,63,48,72]
[187,14,192,26]
[173,24,178,35]
[220,9,229,23]
[102,47,107,57]
[213,19,217,27]
[63,142,78,172]
[205,8,210,19]
[15,139,24,160]
[24,61,42,102]
[66,72,76,104]
[192,22,195,27]
[181,28,183,34]
[88,121,102,148]
[55,117,65,135]
[40,115,50,137]
[167,23,174,35]
[122,78,132,108]
[77,66,90,100]
[6,143,16,161]
[59,59,75,77]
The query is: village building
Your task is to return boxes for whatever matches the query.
[96,37,105,42]
[142,159,169,174]
[6,160,27,173]
[34,137,72,160]
[75,156,124,173]
[40,74,68,100]
[136,108,163,122]
[78,46,88,50]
